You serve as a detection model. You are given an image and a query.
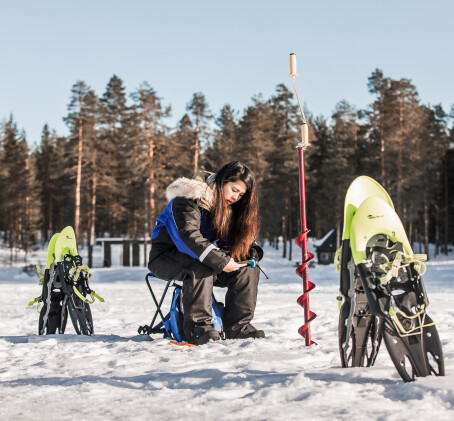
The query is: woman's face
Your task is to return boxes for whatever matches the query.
[222,180,247,206]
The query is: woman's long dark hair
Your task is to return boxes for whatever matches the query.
[211,161,259,261]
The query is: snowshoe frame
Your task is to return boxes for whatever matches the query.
[34,226,102,336]
[337,176,444,381]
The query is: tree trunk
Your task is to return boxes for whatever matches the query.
[336,189,342,249]
[435,207,439,258]
[143,181,149,268]
[75,119,83,243]
[288,213,292,261]
[25,194,30,261]
[396,95,404,214]
[194,111,200,173]
[424,197,429,260]
[314,207,321,239]
[146,127,156,266]
[444,158,449,255]
[49,167,54,238]
[381,135,385,188]
[88,174,96,268]
[143,208,148,268]
[408,220,413,251]
[24,156,31,261]
[9,213,14,266]
[282,215,287,258]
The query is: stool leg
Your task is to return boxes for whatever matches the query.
[148,278,172,328]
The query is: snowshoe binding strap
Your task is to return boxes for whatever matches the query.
[334,246,342,272]
[388,304,435,335]
[28,265,49,311]
[69,264,92,283]
[28,296,42,312]
[378,251,427,285]
[68,263,105,303]
[28,265,45,311]
[72,286,104,304]
[337,292,343,310]
[36,265,45,285]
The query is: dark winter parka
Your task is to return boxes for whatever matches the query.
[149,172,263,274]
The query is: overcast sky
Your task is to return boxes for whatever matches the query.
[1,0,453,146]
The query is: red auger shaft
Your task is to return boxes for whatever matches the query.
[295,145,316,346]
[288,52,316,345]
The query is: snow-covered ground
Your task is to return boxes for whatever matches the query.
[0,242,453,420]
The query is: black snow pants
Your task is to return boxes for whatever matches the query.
[148,247,260,340]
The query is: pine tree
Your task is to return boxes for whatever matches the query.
[172,114,197,178]
[129,82,170,264]
[235,95,274,242]
[236,95,274,185]
[446,105,454,248]
[306,116,333,239]
[51,135,76,232]
[34,124,57,242]
[0,119,6,237]
[325,100,361,242]
[203,104,238,171]
[367,69,391,188]
[98,75,130,235]
[368,71,425,232]
[266,84,301,258]
[186,93,212,172]
[63,81,98,244]
[0,116,34,264]
[417,104,449,257]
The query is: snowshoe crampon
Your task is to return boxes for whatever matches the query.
[30,226,104,336]
[336,176,444,382]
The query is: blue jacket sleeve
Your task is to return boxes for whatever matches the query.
[170,197,230,273]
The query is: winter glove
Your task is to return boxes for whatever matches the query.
[250,242,264,261]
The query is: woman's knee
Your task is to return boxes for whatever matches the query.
[232,265,260,287]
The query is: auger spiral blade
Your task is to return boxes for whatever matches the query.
[295,231,317,345]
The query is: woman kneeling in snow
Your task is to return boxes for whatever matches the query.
[148,161,264,345]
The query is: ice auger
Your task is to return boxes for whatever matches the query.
[336,176,444,381]
[289,53,316,345]
[29,226,104,335]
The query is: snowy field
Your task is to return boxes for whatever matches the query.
[0,242,453,421]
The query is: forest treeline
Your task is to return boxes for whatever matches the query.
[1,69,453,265]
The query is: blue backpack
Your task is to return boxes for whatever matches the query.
[155,286,224,343]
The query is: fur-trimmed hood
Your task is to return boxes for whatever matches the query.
[165,172,215,211]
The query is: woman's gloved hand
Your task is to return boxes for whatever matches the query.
[250,243,264,261]
[238,258,257,268]
[223,258,247,272]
